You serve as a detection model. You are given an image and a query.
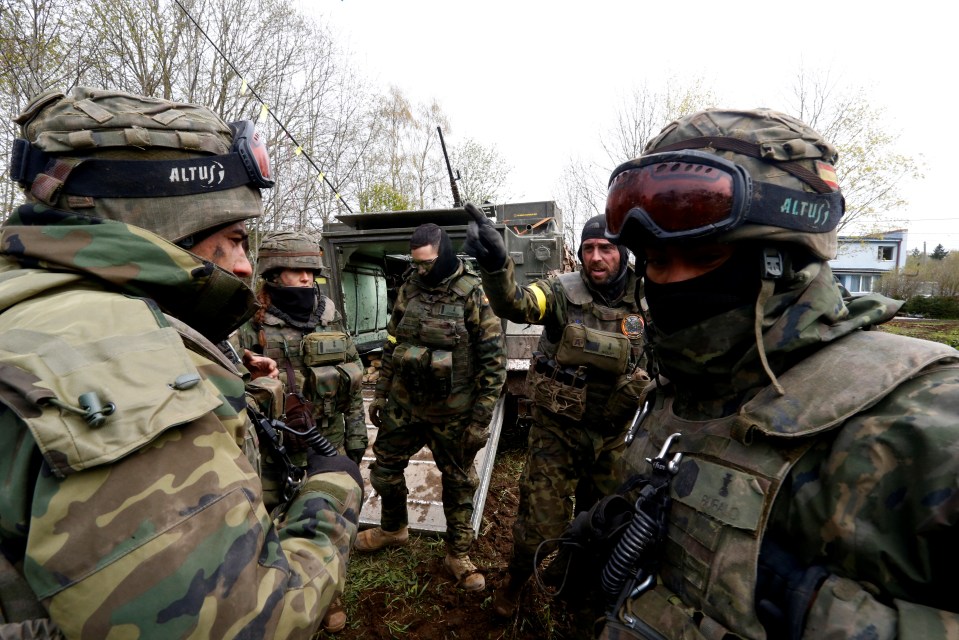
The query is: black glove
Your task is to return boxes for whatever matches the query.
[756,538,830,640]
[306,450,364,490]
[462,202,507,271]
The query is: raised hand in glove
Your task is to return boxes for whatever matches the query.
[462,202,507,272]
[368,397,386,429]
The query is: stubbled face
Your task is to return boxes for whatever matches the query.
[191,221,252,277]
[411,244,439,276]
[643,243,735,284]
[276,268,314,287]
[581,238,621,286]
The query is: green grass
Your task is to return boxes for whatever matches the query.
[878,318,959,349]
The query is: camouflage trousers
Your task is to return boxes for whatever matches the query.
[370,401,483,556]
[507,407,627,580]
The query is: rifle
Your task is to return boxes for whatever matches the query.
[437,126,462,207]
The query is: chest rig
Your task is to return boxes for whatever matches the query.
[528,271,644,422]
[614,331,959,639]
[391,273,477,408]
[256,296,361,428]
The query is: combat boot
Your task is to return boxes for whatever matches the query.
[321,597,346,633]
[443,554,485,591]
[492,574,525,617]
[354,526,409,552]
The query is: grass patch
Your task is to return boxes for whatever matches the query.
[879,318,959,349]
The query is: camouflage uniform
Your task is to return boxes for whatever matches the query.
[0,88,362,639]
[235,291,368,456]
[480,259,646,582]
[371,260,506,555]
[600,108,959,639]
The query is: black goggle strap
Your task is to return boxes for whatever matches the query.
[11,138,263,203]
[654,137,837,195]
[749,181,844,233]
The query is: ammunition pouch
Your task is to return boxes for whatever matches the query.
[299,330,361,417]
[604,370,651,424]
[602,585,711,640]
[555,324,630,375]
[526,351,587,420]
[307,361,363,417]
[394,343,456,403]
[301,330,355,366]
[419,317,460,347]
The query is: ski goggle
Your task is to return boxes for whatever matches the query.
[228,119,274,188]
[605,150,843,243]
[10,119,274,198]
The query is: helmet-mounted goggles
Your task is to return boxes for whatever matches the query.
[605,150,843,244]
[9,119,274,199]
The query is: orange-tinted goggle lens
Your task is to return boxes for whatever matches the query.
[606,154,743,240]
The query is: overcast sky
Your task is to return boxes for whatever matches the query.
[311,1,954,253]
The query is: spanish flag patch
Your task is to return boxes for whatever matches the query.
[816,160,839,190]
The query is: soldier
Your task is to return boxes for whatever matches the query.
[596,108,959,639]
[236,230,368,465]
[234,230,368,633]
[462,206,648,618]
[0,87,363,638]
[357,223,506,592]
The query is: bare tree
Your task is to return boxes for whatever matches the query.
[557,77,717,250]
[449,138,511,206]
[0,0,84,217]
[788,67,922,234]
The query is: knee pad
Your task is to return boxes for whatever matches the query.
[370,463,408,499]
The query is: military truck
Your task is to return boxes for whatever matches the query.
[317,200,574,430]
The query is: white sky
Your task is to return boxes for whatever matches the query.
[311,0,955,253]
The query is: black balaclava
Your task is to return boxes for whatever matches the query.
[643,246,762,336]
[264,280,318,325]
[579,214,630,302]
[411,223,458,287]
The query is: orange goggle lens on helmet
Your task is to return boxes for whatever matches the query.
[229,120,274,188]
[606,151,750,241]
[605,150,843,243]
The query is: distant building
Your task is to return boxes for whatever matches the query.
[830,229,907,296]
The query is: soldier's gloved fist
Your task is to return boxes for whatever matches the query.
[368,397,386,429]
[463,202,507,271]
[463,420,491,454]
[306,451,364,488]
[346,448,365,466]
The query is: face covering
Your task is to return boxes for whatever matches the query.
[417,231,458,287]
[643,248,761,336]
[265,282,317,324]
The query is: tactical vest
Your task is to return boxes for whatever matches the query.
[390,272,479,416]
[255,296,361,420]
[0,286,242,637]
[529,271,644,423]
[612,331,959,639]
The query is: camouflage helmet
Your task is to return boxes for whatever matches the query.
[256,230,324,278]
[10,86,268,243]
[606,108,843,260]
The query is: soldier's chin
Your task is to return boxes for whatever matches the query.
[587,270,610,286]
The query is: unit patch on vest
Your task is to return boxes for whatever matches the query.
[621,314,644,339]
[672,458,765,531]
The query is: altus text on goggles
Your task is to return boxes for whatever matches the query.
[605,150,843,243]
[9,119,274,201]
